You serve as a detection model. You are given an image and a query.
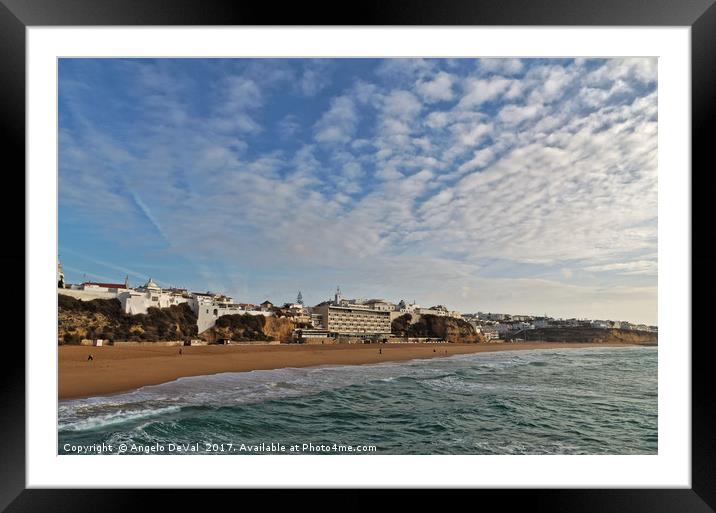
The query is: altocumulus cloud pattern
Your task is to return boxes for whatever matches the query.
[58,58,657,324]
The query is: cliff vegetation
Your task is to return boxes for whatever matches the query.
[58,294,198,344]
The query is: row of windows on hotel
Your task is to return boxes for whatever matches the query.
[329,322,391,329]
[329,315,389,323]
[330,321,390,327]
[329,314,388,320]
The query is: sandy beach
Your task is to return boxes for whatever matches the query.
[58,341,641,400]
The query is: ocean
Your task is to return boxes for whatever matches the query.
[58,345,657,455]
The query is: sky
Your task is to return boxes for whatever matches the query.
[58,58,658,324]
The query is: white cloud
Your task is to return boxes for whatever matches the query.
[375,166,403,181]
[225,76,262,110]
[526,65,575,104]
[207,76,265,135]
[580,79,635,109]
[342,161,364,179]
[415,71,455,103]
[352,81,381,106]
[373,90,424,155]
[314,96,359,144]
[209,113,261,134]
[382,90,422,120]
[299,65,330,96]
[458,77,513,109]
[425,111,451,130]
[375,59,435,81]
[497,103,542,125]
[586,58,657,88]
[453,122,492,146]
[479,58,524,76]
[583,260,657,275]
[444,121,493,160]
[457,147,496,174]
[277,114,301,137]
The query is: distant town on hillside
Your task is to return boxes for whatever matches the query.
[58,260,658,345]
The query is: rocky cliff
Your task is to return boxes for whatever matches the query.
[391,314,485,343]
[200,314,296,343]
[507,327,657,345]
[58,294,198,344]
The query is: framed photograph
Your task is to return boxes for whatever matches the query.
[4,0,713,510]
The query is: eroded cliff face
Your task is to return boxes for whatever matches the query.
[58,294,197,344]
[391,314,485,343]
[263,316,296,342]
[436,316,485,344]
[510,327,657,345]
[200,314,296,343]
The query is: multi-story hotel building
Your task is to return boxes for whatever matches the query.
[313,304,392,336]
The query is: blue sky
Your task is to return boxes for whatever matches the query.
[58,58,657,324]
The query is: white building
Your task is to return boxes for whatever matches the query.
[478,326,500,341]
[533,318,552,328]
[396,300,421,314]
[363,299,396,312]
[57,261,65,288]
[60,279,130,301]
[118,278,189,315]
[415,307,446,317]
[314,303,391,336]
[188,293,273,334]
[57,272,272,335]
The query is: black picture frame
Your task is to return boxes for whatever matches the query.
[2,0,713,510]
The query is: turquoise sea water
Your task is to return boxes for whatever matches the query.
[58,346,657,455]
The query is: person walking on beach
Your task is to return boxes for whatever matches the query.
[179,348,183,356]
[87,354,93,361]
[379,348,382,355]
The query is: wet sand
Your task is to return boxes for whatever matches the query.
[59,342,635,400]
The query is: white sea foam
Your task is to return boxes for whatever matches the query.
[59,405,182,432]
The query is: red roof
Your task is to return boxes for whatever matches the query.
[83,282,127,289]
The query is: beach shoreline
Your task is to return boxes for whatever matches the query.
[58,341,650,400]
